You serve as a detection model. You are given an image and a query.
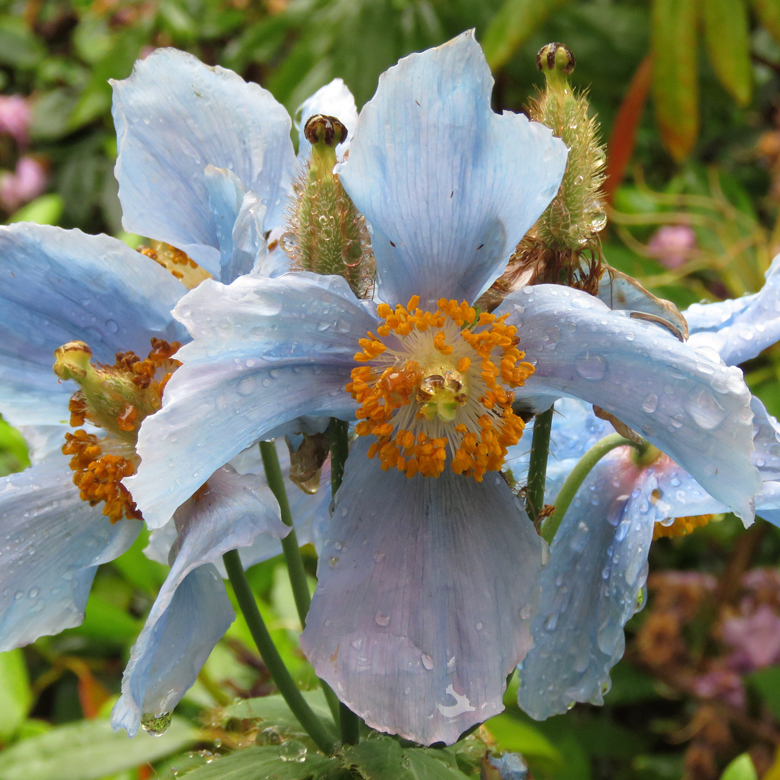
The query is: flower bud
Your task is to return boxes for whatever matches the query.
[282,114,374,297]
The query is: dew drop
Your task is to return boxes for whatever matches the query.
[236,377,255,396]
[105,319,119,333]
[279,739,307,763]
[475,621,483,631]
[27,587,39,599]
[642,394,658,414]
[375,610,390,627]
[421,653,434,670]
[141,711,172,737]
[574,352,607,381]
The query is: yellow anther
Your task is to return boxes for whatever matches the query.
[653,514,715,540]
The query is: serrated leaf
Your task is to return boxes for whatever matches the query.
[482,0,573,71]
[482,713,562,767]
[721,754,758,780]
[0,650,32,740]
[344,737,469,780]
[703,0,752,105]
[651,0,699,161]
[752,0,780,44]
[223,690,335,735]
[0,717,197,780]
[180,746,339,780]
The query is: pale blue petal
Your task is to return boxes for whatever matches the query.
[686,254,780,365]
[489,754,528,780]
[0,453,139,652]
[204,166,267,283]
[112,465,286,736]
[127,273,373,528]
[111,48,296,272]
[0,224,187,428]
[295,79,358,162]
[499,285,760,523]
[336,31,567,308]
[518,448,657,719]
[18,425,71,463]
[300,440,542,746]
[254,228,291,278]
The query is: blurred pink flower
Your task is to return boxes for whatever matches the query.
[722,605,780,672]
[0,95,31,147]
[647,225,696,269]
[0,156,47,212]
[692,669,746,710]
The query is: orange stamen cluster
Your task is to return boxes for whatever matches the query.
[654,514,715,540]
[63,430,141,523]
[347,296,535,481]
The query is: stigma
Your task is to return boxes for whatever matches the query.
[54,338,181,522]
[347,296,535,481]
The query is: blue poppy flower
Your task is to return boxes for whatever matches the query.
[125,33,759,744]
[509,258,780,720]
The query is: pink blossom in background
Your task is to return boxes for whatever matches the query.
[0,156,47,212]
[647,225,697,269]
[0,95,31,147]
[722,604,780,672]
[692,669,747,710]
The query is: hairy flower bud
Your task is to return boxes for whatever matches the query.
[282,114,374,297]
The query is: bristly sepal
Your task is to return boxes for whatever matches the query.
[282,114,374,297]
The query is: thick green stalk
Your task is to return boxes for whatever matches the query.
[222,550,335,755]
[258,440,342,726]
[525,407,554,523]
[540,433,643,544]
[329,418,360,746]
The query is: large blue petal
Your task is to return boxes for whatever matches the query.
[0,224,187,429]
[112,465,287,736]
[518,447,657,719]
[126,272,373,528]
[499,285,760,523]
[300,440,542,746]
[336,31,567,308]
[686,254,780,365]
[0,453,140,652]
[111,48,297,274]
[295,79,358,162]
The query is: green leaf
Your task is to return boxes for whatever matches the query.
[29,89,81,141]
[752,0,780,45]
[0,717,197,780]
[747,665,780,720]
[481,0,572,71]
[0,16,45,68]
[180,745,338,780]
[651,0,699,161]
[0,650,32,740]
[7,194,64,227]
[721,754,758,780]
[223,690,335,734]
[483,713,563,767]
[702,0,752,105]
[60,593,141,645]
[344,736,469,780]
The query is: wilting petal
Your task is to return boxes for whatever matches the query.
[336,31,567,308]
[500,285,760,523]
[518,448,656,719]
[686,254,780,365]
[127,272,372,527]
[0,453,140,652]
[295,79,358,162]
[112,465,286,736]
[0,224,187,428]
[300,441,542,746]
[111,48,296,273]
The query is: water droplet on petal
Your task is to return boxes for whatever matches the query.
[105,319,119,333]
[375,610,390,627]
[642,394,658,414]
[574,352,608,381]
[421,653,434,670]
[141,712,172,737]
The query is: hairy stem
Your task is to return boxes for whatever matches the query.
[525,407,554,523]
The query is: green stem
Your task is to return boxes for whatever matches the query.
[525,407,554,523]
[222,550,335,755]
[540,433,643,545]
[258,440,342,727]
[329,418,360,746]
[259,440,311,626]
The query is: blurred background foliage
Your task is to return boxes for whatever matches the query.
[2,0,780,778]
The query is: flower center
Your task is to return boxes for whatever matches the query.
[653,514,715,540]
[54,338,181,523]
[347,296,535,481]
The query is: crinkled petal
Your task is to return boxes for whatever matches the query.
[0,224,187,428]
[112,465,286,736]
[0,453,140,652]
[518,448,656,719]
[686,254,780,365]
[300,440,542,746]
[500,285,761,522]
[336,31,567,308]
[111,48,296,273]
[127,272,372,528]
[295,79,358,162]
